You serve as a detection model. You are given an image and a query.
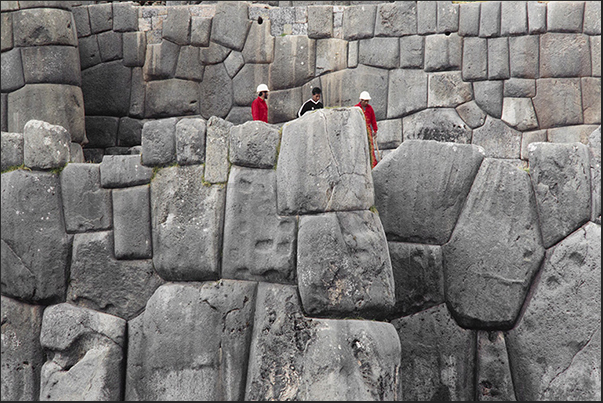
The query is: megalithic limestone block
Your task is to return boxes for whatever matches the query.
[39,303,126,401]
[276,107,374,215]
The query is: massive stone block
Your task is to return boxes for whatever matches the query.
[532,78,583,129]
[462,37,487,81]
[204,116,232,183]
[473,80,503,118]
[1,48,25,92]
[99,154,153,188]
[60,162,112,232]
[1,296,45,402]
[12,8,77,47]
[222,167,297,284]
[23,119,71,170]
[540,33,591,78]
[391,304,476,401]
[589,127,601,224]
[232,63,270,106]
[21,45,81,86]
[472,115,522,159]
[528,142,592,248]
[1,170,70,303]
[270,35,316,91]
[210,1,250,51]
[428,71,473,108]
[229,120,280,168]
[141,117,177,166]
[245,282,400,401]
[297,210,395,319]
[267,86,302,124]
[342,4,376,40]
[146,78,200,118]
[505,222,601,401]
[374,1,417,37]
[443,158,545,329]
[501,97,538,131]
[242,19,274,64]
[373,140,484,244]
[112,185,152,259]
[0,131,23,171]
[509,35,539,79]
[162,6,190,46]
[476,331,516,401]
[403,108,472,143]
[315,38,347,75]
[424,33,461,72]
[358,37,399,69]
[387,68,428,119]
[39,303,126,401]
[175,117,206,165]
[142,39,179,80]
[125,281,257,401]
[7,83,86,144]
[276,107,374,215]
[199,63,232,119]
[67,231,163,320]
[150,165,225,281]
[500,1,528,36]
[82,60,132,117]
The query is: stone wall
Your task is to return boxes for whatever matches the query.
[1,1,601,401]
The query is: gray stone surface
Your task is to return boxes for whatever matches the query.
[472,116,522,158]
[315,38,347,75]
[387,69,428,119]
[373,140,484,244]
[21,45,81,86]
[88,2,113,34]
[501,97,538,131]
[126,281,257,401]
[113,185,152,259]
[198,40,231,65]
[443,158,545,329]
[308,5,332,39]
[204,116,232,183]
[501,1,528,36]
[547,0,584,33]
[520,129,547,160]
[347,40,358,68]
[267,87,302,124]
[226,106,252,126]
[1,48,25,92]
[224,51,244,78]
[376,118,402,149]
[527,1,547,34]
[533,78,583,129]
[67,230,163,320]
[1,296,44,402]
[151,165,225,280]
[146,78,200,118]
[358,37,399,69]
[97,30,123,62]
[582,77,601,125]
[509,35,539,79]
[1,131,24,171]
[175,46,203,81]
[1,170,70,303]
[229,120,280,168]
[392,304,476,401]
[548,124,599,144]
[78,35,101,70]
[342,4,376,40]
[584,1,601,34]
[399,35,424,68]
[462,36,488,81]
[242,19,274,64]
[141,117,177,166]
[388,241,444,316]
[276,107,374,215]
[417,1,436,35]
[479,1,500,38]
[117,116,144,147]
[540,33,591,78]
[232,63,270,106]
[458,2,480,37]
[175,117,206,165]
[424,33,461,72]
[23,120,70,170]
[528,142,592,248]
[245,282,400,401]
[456,100,487,129]
[488,37,510,79]
[60,163,112,232]
[403,108,472,144]
[437,1,459,33]
[476,331,516,401]
[39,303,125,401]
[69,140,83,163]
[589,126,601,224]
[297,210,395,319]
[112,1,139,32]
[473,80,503,118]
[504,78,536,98]
[100,154,153,187]
[162,6,190,45]
[7,83,86,144]
[142,39,179,80]
[222,167,296,283]
[199,63,232,119]
[71,5,91,38]
[428,71,473,108]
[85,115,118,148]
[211,1,250,51]
[374,2,417,37]
[13,8,77,47]
[0,13,12,52]
[505,222,601,401]
[82,60,132,116]
[270,35,316,90]
[190,16,211,47]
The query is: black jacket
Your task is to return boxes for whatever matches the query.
[298,98,324,117]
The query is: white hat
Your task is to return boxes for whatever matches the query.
[257,83,269,93]
[359,91,371,100]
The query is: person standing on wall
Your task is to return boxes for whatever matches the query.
[252,84,269,123]
[355,91,380,168]
[298,87,323,118]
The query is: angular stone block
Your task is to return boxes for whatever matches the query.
[174,46,203,81]
[141,117,177,167]
[505,222,601,401]
[472,116,522,158]
[443,158,545,329]
[88,3,113,34]
[527,1,546,34]
[417,0,436,35]
[242,19,274,64]
[582,77,601,125]
[373,140,484,244]
[7,83,86,144]
[67,230,163,319]
[85,115,118,148]
[488,37,509,79]
[528,142,592,248]
[458,2,480,37]
[428,71,473,108]
[308,5,332,39]
[222,167,296,283]
[437,1,459,33]
[78,35,101,70]
[71,5,91,38]
[123,31,146,67]
[476,331,516,401]
[456,100,486,129]
[117,116,144,147]
[387,69,428,118]
[232,63,270,106]
[376,118,402,149]
[162,6,190,45]
[151,165,225,280]
[13,8,77,47]
[342,4,376,40]
[229,120,279,168]
[142,39,179,80]
[270,35,316,91]
[315,38,347,75]
[402,108,472,144]
[1,131,23,171]
[267,86,302,124]
[501,1,528,36]
[97,30,122,62]
[39,303,126,401]
[479,1,500,38]
[532,78,583,129]
[358,37,398,69]
[146,79,200,118]
[190,16,211,47]
[113,185,152,259]
[504,77,536,98]
[100,154,153,188]
[21,45,81,86]
[424,33,461,72]
[399,35,424,68]
[276,107,374,215]
[211,1,250,51]
[82,60,132,116]
[547,0,584,32]
[112,1,139,32]
[199,63,232,119]
[473,80,503,118]
[126,281,257,401]
[374,2,417,37]
[391,304,476,401]
[584,1,601,35]
[1,296,44,402]
[1,48,25,92]
[175,117,206,165]
[60,163,112,232]
[224,51,244,78]
[501,97,538,131]
[540,33,591,78]
[589,126,601,224]
[204,116,232,183]
[462,36,488,81]
[1,170,70,302]
[23,120,70,170]
[198,40,231,65]
[520,129,547,160]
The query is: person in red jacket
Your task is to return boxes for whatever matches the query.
[355,91,380,168]
[252,83,269,123]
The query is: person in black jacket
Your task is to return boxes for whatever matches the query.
[298,87,323,118]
